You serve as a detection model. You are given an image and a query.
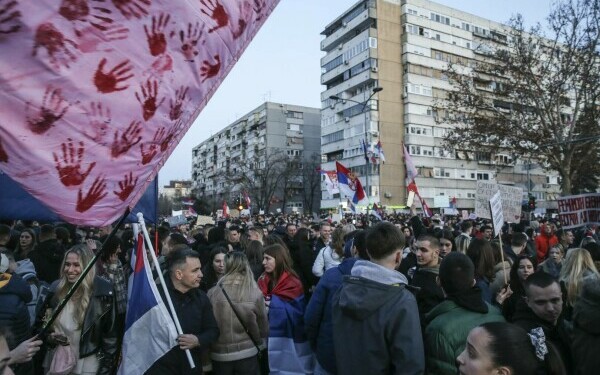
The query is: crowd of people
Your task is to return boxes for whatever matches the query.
[0,206,599,375]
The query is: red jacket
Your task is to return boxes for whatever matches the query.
[535,225,558,260]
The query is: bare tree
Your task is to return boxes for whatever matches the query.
[437,0,600,194]
[301,153,322,214]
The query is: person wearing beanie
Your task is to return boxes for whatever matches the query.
[424,252,505,375]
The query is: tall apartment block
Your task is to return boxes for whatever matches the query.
[191,102,321,214]
[320,0,560,211]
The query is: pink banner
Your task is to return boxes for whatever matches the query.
[0,0,279,226]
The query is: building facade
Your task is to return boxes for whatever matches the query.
[161,180,193,200]
[320,0,561,211]
[191,102,321,214]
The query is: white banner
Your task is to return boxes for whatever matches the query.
[475,182,523,222]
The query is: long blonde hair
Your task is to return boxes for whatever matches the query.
[55,244,96,328]
[218,252,257,300]
[559,248,599,305]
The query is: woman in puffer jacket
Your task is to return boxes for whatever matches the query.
[208,252,268,375]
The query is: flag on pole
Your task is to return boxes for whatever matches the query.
[336,161,366,204]
[371,203,383,221]
[222,201,230,218]
[375,141,386,164]
[318,169,339,195]
[420,197,433,218]
[360,139,370,165]
[403,144,418,182]
[347,199,357,214]
[243,190,252,210]
[118,233,178,375]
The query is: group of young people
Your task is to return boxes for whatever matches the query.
[0,210,599,375]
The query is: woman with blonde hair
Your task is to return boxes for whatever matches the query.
[312,227,346,277]
[559,248,599,319]
[208,252,268,374]
[39,244,117,375]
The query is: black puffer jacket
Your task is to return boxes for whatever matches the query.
[29,239,65,284]
[572,276,600,375]
[0,273,32,349]
[39,276,117,375]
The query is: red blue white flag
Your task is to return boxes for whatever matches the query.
[0,0,280,226]
[336,161,365,204]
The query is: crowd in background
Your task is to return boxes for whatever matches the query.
[1,207,599,374]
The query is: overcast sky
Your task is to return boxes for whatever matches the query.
[158,0,553,188]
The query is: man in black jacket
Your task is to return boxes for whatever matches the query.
[28,225,64,284]
[147,249,219,375]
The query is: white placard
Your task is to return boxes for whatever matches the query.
[434,195,450,208]
[475,182,523,222]
[490,191,504,238]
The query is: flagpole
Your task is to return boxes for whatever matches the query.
[40,207,131,337]
[137,213,196,369]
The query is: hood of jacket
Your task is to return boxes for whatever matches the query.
[0,273,32,302]
[573,274,600,334]
[15,259,37,281]
[337,257,358,276]
[336,260,408,320]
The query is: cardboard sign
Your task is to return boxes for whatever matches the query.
[489,191,504,237]
[195,215,214,226]
[475,182,523,222]
[557,193,600,229]
[166,215,187,227]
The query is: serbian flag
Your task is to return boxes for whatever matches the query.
[318,168,339,195]
[347,199,357,214]
[222,200,230,218]
[0,0,280,226]
[420,197,433,218]
[258,272,314,373]
[375,141,386,164]
[118,233,178,374]
[371,203,383,221]
[403,144,418,182]
[336,161,365,204]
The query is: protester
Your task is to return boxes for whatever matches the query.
[489,240,511,299]
[536,224,558,261]
[207,252,268,375]
[38,244,117,375]
[466,239,496,304]
[305,230,367,375]
[247,227,264,245]
[502,255,537,321]
[244,240,264,282]
[558,247,599,320]
[258,244,312,374]
[424,253,504,374]
[14,230,36,262]
[539,245,564,279]
[504,232,528,264]
[147,248,219,375]
[572,276,600,374]
[291,228,317,296]
[555,229,575,254]
[512,271,572,373]
[227,226,242,252]
[200,247,228,292]
[332,222,424,374]
[455,220,473,254]
[457,322,551,375]
[409,234,444,322]
[0,327,14,375]
[312,227,345,278]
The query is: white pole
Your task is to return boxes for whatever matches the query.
[136,213,196,369]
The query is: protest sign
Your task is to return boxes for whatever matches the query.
[489,191,504,237]
[196,215,214,226]
[475,182,523,221]
[434,196,450,208]
[557,193,600,229]
[166,215,187,228]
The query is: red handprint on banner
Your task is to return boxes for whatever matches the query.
[140,127,164,165]
[77,23,128,53]
[144,12,169,56]
[160,131,173,152]
[25,86,70,134]
[53,138,96,187]
[76,174,107,212]
[200,0,228,33]
[0,0,21,35]
[0,138,8,163]
[84,102,111,143]
[253,0,266,21]
[32,23,78,69]
[94,57,134,93]
[169,86,188,121]
[200,54,221,82]
[135,79,164,121]
[178,22,204,61]
[111,120,142,157]
[231,0,252,39]
[111,0,151,19]
[113,171,138,201]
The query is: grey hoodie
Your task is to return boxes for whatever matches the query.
[333,260,425,374]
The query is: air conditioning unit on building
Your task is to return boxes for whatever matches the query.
[338,44,343,50]
[344,59,349,65]
[371,67,378,73]
[342,21,348,28]
[344,117,350,122]
[384,192,392,198]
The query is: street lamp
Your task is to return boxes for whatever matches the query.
[329,87,383,220]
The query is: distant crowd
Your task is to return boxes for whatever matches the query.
[0,207,599,374]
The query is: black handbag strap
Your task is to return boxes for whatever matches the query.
[218,283,262,354]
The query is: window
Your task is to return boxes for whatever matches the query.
[287,123,300,131]
[322,130,344,144]
[286,111,303,119]
[476,172,490,180]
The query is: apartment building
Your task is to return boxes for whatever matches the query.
[320,0,560,211]
[191,102,321,214]
[161,180,192,200]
